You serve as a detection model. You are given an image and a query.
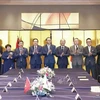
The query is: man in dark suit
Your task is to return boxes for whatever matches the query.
[14,40,28,69]
[29,38,42,69]
[0,46,3,74]
[0,40,3,74]
[83,38,97,79]
[42,37,56,69]
[56,39,70,68]
[96,43,100,78]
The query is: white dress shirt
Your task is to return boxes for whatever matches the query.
[47,44,50,51]
[34,46,37,52]
[88,46,91,53]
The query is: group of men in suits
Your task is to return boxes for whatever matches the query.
[70,38,97,79]
[1,37,100,79]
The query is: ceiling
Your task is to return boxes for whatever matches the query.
[0,0,100,5]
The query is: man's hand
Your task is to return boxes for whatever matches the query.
[20,50,23,55]
[48,49,52,54]
[33,50,38,54]
[60,52,64,57]
[8,55,12,59]
[88,52,92,56]
[0,53,2,57]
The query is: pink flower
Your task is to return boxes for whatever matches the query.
[46,73,48,76]
[39,85,43,90]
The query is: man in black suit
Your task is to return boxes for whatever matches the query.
[83,38,97,79]
[0,46,2,74]
[42,37,56,69]
[96,43,100,78]
[29,38,42,69]
[56,39,70,68]
[14,40,28,69]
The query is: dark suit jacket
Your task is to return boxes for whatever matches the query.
[83,46,97,66]
[29,45,42,65]
[0,46,3,54]
[56,46,70,65]
[96,45,100,65]
[0,46,3,73]
[2,51,15,73]
[42,44,56,64]
[14,47,28,68]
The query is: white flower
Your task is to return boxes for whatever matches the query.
[30,67,55,96]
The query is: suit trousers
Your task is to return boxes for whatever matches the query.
[31,61,41,69]
[86,62,96,79]
[72,64,82,69]
[58,64,68,68]
[95,64,100,79]
[0,59,2,74]
[44,63,54,69]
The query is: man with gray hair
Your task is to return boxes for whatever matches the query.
[70,38,83,68]
[56,39,70,68]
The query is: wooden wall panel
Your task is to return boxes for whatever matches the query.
[0,30,99,69]
[96,30,100,45]
[84,30,96,46]
[0,31,8,50]
[19,31,30,50]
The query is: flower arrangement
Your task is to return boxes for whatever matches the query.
[37,67,55,80]
[30,67,55,97]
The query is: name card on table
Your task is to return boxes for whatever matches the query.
[21,68,24,73]
[71,87,77,93]
[79,79,89,81]
[19,72,21,75]
[18,74,22,79]
[2,87,8,92]
[78,76,86,79]
[0,75,8,78]
[67,78,71,82]
[69,82,73,87]
[66,74,69,79]
[75,94,82,100]
[91,86,100,93]
[7,82,12,87]
[0,95,2,99]
[13,78,17,82]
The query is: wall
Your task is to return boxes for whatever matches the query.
[0,30,99,69]
[0,5,100,69]
[0,5,100,29]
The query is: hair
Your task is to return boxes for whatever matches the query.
[5,44,11,48]
[86,38,91,41]
[45,37,51,41]
[33,38,38,42]
[18,40,24,44]
[74,38,79,41]
[60,39,66,42]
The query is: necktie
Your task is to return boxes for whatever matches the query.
[76,45,78,51]
[34,46,37,52]
[88,46,91,53]
[61,46,64,52]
